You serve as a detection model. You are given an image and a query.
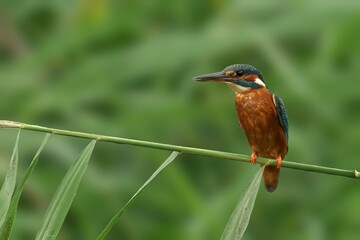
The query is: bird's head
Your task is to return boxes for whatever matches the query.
[193,64,266,92]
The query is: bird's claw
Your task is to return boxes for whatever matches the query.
[250,153,257,165]
[276,156,282,168]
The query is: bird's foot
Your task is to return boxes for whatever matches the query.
[250,153,257,165]
[276,156,283,168]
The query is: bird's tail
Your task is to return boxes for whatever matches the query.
[262,165,280,192]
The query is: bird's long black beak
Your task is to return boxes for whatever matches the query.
[193,71,226,82]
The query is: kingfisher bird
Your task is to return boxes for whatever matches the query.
[194,64,288,192]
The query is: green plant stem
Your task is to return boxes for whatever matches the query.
[0,120,359,179]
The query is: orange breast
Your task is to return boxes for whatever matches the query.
[235,88,288,159]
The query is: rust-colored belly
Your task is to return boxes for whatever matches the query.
[235,88,288,159]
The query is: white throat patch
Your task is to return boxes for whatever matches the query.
[226,77,266,93]
[226,82,248,92]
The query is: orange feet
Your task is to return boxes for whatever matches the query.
[250,152,257,165]
[276,156,283,168]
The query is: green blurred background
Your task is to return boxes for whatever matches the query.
[0,0,359,239]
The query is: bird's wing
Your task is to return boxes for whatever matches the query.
[272,94,289,140]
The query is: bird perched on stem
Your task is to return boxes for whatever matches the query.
[194,64,288,192]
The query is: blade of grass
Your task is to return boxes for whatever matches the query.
[0,130,20,228]
[0,133,51,239]
[35,140,96,240]
[220,166,265,240]
[96,151,180,240]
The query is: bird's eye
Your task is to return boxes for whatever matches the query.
[236,70,244,76]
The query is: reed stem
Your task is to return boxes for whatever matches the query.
[0,120,358,179]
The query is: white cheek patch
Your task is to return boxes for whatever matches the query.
[254,77,266,87]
